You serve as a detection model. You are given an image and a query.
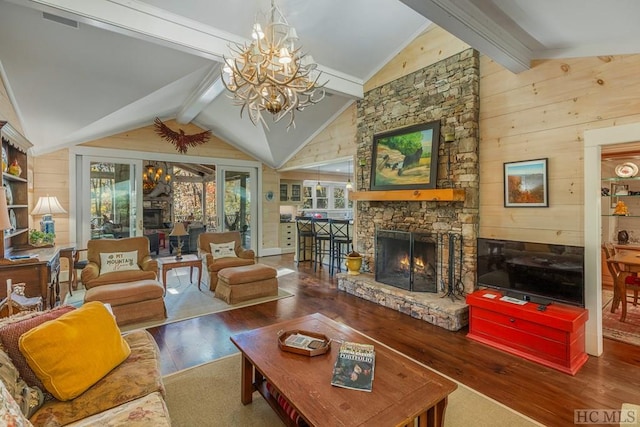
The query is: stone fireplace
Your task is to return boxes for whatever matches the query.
[375,229,437,292]
[337,48,480,331]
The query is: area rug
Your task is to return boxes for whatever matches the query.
[163,353,541,427]
[602,289,640,347]
[64,266,294,332]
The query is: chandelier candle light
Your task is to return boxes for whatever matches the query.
[143,163,171,194]
[221,0,326,129]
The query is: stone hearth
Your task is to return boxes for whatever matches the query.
[337,273,468,331]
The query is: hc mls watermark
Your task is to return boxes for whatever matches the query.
[575,409,638,424]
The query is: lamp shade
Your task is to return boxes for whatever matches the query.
[0,192,11,231]
[169,222,188,237]
[31,196,67,215]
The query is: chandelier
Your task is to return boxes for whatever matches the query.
[221,0,326,129]
[143,163,171,194]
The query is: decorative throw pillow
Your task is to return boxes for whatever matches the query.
[0,348,19,397]
[0,305,76,390]
[18,302,131,401]
[0,379,31,427]
[210,242,237,259]
[99,250,139,275]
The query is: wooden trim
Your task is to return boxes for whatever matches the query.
[349,189,465,202]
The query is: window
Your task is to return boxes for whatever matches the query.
[173,168,203,222]
[302,182,353,210]
[316,185,328,208]
[172,166,217,227]
[334,187,346,209]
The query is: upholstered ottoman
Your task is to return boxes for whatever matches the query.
[216,264,278,304]
[84,279,166,326]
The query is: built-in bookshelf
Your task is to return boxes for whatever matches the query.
[1,122,32,257]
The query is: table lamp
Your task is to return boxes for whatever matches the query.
[169,222,188,260]
[31,195,66,235]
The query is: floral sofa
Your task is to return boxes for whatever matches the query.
[0,304,171,426]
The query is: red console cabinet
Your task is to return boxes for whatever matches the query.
[466,289,589,375]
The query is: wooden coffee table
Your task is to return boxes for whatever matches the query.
[230,313,457,427]
[156,254,202,293]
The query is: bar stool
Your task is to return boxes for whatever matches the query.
[311,218,331,272]
[295,216,314,264]
[330,219,352,275]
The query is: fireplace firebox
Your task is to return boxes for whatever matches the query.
[375,229,437,292]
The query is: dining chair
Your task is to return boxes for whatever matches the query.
[604,246,640,322]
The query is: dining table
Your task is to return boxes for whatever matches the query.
[606,250,640,320]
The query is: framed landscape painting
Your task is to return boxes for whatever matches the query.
[370,121,440,190]
[504,158,549,207]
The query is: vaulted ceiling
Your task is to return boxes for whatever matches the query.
[1,0,639,169]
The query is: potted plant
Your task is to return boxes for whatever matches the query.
[29,229,55,246]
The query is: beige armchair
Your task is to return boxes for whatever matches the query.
[198,231,255,291]
[82,237,158,289]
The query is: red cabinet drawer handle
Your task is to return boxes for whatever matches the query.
[510,318,515,323]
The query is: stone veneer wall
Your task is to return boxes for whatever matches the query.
[355,48,480,295]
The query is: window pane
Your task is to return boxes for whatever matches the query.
[173,167,203,222]
[316,185,327,208]
[205,180,216,229]
[334,187,345,209]
[303,186,313,209]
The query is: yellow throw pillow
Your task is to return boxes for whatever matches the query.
[18,302,131,401]
[210,241,237,259]
[99,250,139,275]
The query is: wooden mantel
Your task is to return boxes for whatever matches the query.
[349,189,465,202]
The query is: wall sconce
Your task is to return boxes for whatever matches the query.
[359,158,366,189]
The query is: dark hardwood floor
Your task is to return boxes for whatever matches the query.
[148,254,640,427]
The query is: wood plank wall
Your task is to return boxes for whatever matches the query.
[32,150,70,244]
[0,75,23,134]
[479,54,640,246]
[364,25,471,92]
[82,120,254,160]
[280,104,358,170]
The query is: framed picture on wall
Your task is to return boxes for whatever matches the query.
[369,121,440,191]
[504,158,549,207]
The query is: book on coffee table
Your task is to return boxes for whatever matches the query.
[330,341,375,392]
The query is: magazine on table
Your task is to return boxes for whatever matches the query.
[330,341,375,392]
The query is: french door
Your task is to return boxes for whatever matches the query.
[217,166,257,251]
[78,156,142,246]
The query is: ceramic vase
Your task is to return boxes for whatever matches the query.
[345,255,362,275]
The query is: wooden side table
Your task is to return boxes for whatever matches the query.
[156,254,203,293]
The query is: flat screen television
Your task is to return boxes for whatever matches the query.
[476,238,585,307]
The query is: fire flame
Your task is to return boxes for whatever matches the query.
[398,255,426,272]
[400,255,410,268]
